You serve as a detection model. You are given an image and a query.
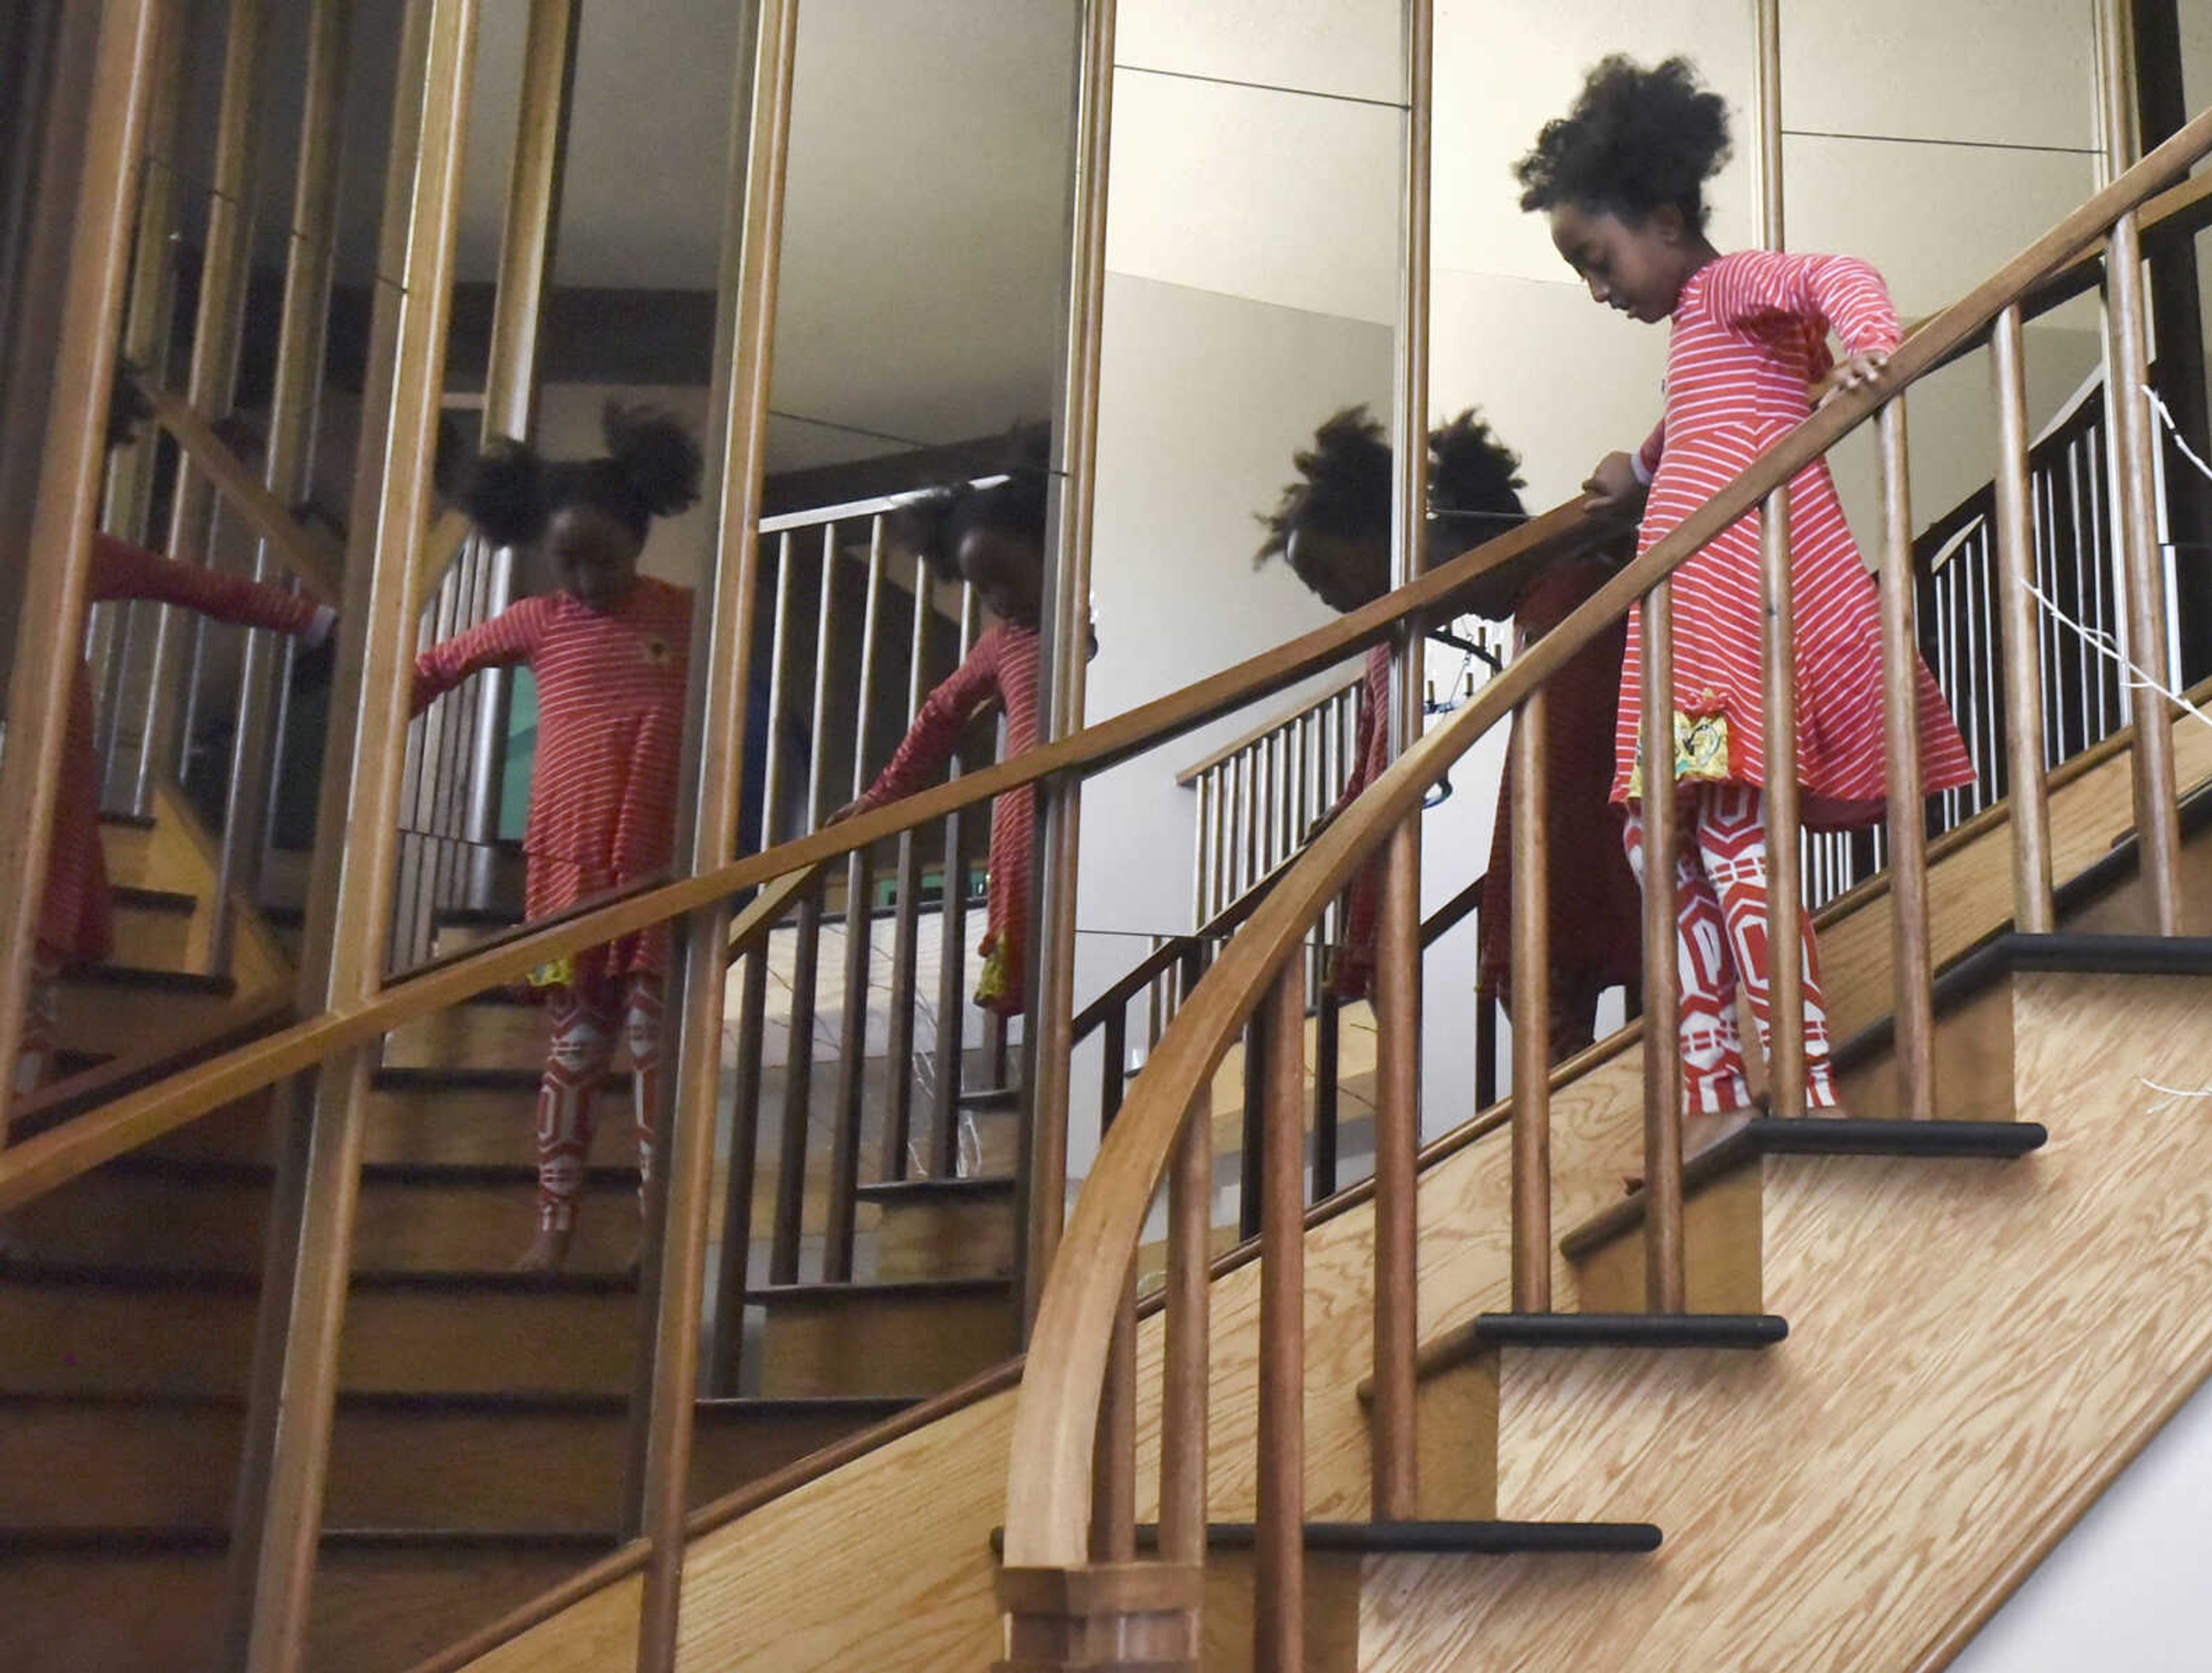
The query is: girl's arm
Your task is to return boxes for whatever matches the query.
[89,534,332,640]
[1635,419,1666,483]
[412,598,548,715]
[1325,651,1392,821]
[1705,249,1902,358]
[858,633,1001,807]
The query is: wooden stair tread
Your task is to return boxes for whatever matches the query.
[749,1276,1010,1304]
[0,1525,620,1553]
[0,1259,637,1296]
[374,1065,634,1093]
[111,885,197,916]
[853,1175,1015,1204]
[0,1388,910,1419]
[58,964,235,997]
[988,1520,1664,1557]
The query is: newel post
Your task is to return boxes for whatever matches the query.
[996,1564,1203,1671]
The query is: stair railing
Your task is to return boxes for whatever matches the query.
[994,96,2212,1664]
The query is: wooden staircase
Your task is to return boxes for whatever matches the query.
[0,802,1032,1673]
[409,713,2212,1673]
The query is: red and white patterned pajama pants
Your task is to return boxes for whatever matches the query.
[1622,784,1838,1114]
[536,973,665,1233]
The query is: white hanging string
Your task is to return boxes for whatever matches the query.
[2014,385,2212,737]
[2141,1076,2212,1115]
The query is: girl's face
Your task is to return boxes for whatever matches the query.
[961,526,1043,628]
[1287,526,1391,614]
[547,502,644,612]
[1548,200,1694,324]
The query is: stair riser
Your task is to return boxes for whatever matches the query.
[52,985,239,1061]
[756,1290,1013,1399]
[9,1174,645,1274]
[107,901,203,970]
[382,1004,555,1072]
[0,1545,592,1673]
[0,1403,877,1531]
[0,1283,641,1397]
[873,1197,1016,1281]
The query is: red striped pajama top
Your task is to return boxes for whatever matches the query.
[1615,249,1975,829]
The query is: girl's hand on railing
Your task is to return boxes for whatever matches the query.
[1581,452,1648,520]
[1819,350,1889,408]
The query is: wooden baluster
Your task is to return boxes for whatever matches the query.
[1238,1001,1267,1242]
[928,585,978,1176]
[1255,961,1307,1673]
[1192,768,1212,926]
[241,3,476,1661]
[771,533,840,1283]
[1089,1008,1137,1561]
[1760,484,1809,1121]
[826,523,885,1281]
[1641,581,1686,1311]
[1991,300,2052,928]
[1877,397,1937,1121]
[2105,206,2185,933]
[2099,0,2183,931]
[1158,1080,1211,1567]
[137,0,266,820]
[1312,985,1340,1200]
[881,535,931,1181]
[1507,692,1551,1314]
[1371,816,1420,1512]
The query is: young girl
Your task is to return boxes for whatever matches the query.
[412,406,702,1272]
[1516,55,1975,1143]
[18,374,336,1098]
[834,459,1054,1017]
[1257,408,1641,1056]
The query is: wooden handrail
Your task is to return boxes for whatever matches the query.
[999,101,2212,1569]
[0,495,1603,1212]
[138,380,344,602]
[1174,669,1363,786]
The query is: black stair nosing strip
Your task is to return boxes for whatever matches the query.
[111,885,198,915]
[955,1086,1023,1111]
[96,810,158,831]
[61,963,236,996]
[0,1389,917,1422]
[694,1394,919,1421]
[373,1064,635,1092]
[90,1154,640,1192]
[0,1260,638,1298]
[852,1174,1017,1203]
[989,1521,1662,1558]
[748,1274,1014,1304]
[0,1526,622,1557]
[1471,1312,1789,1350]
[1997,931,2212,977]
[434,905,524,929]
[1746,1115,2048,1158]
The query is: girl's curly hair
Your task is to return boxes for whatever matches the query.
[1427,409,1527,544]
[889,421,1053,586]
[1514,55,1731,233]
[1254,406,1392,568]
[460,403,703,548]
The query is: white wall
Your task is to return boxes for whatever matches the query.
[1951,1369,2212,1671]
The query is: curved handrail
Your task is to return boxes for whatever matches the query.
[1000,104,2212,1567]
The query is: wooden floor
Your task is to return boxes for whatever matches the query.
[454,715,2212,1673]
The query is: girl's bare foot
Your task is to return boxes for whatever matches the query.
[515,1227,573,1274]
